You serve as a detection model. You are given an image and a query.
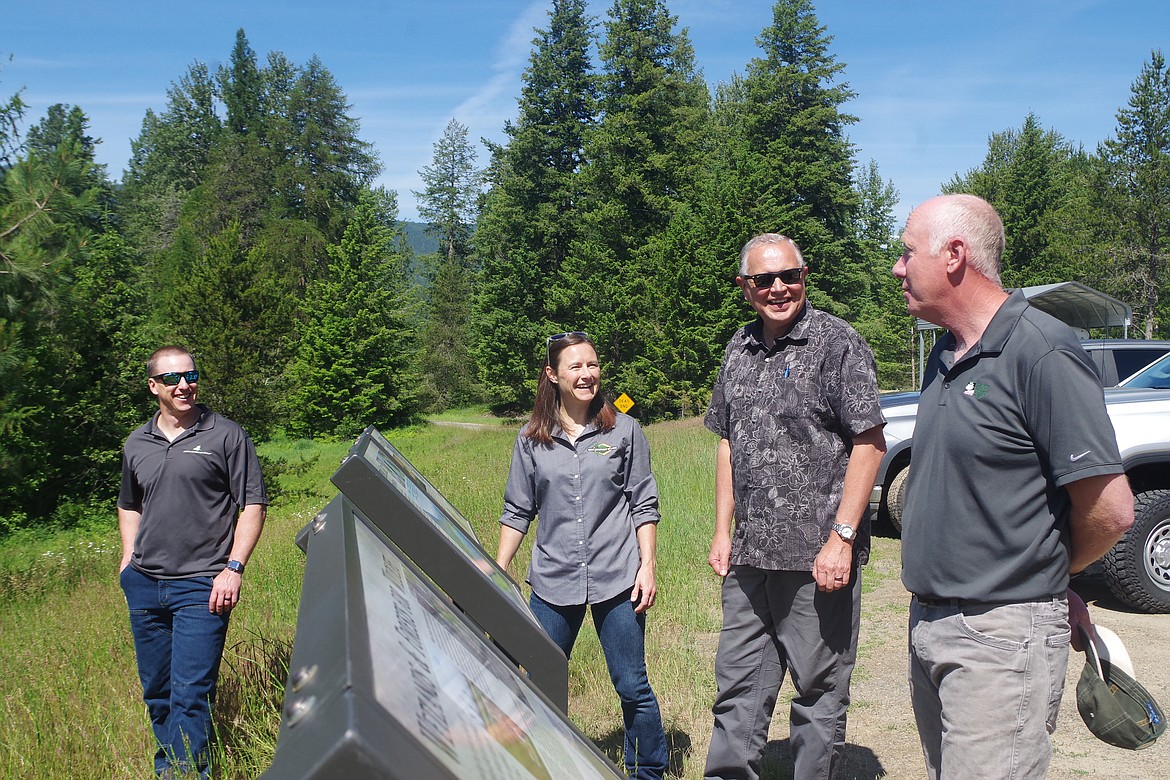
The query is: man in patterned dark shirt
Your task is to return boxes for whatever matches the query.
[702,234,886,780]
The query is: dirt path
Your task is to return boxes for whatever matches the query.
[829,537,1170,779]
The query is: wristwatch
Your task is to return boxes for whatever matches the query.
[225,559,245,575]
[831,522,857,542]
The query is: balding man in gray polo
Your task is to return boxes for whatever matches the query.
[894,194,1134,779]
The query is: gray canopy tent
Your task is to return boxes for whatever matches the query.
[913,281,1133,387]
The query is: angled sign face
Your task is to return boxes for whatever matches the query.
[330,426,568,710]
[264,496,622,780]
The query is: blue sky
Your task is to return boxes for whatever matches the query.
[4,1,1166,223]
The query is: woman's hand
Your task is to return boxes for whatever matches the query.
[632,560,657,613]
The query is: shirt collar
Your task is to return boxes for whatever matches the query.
[942,289,1026,363]
[148,404,211,438]
[741,302,813,350]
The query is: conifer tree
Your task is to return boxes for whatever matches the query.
[287,188,419,437]
[414,119,483,410]
[565,0,710,414]
[474,0,598,413]
[715,0,862,312]
[1098,49,1170,337]
[946,113,1080,286]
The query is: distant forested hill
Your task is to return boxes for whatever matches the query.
[401,221,439,256]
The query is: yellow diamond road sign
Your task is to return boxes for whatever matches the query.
[614,392,635,413]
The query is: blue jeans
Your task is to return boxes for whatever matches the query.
[530,589,668,780]
[121,566,231,778]
[908,596,1070,780]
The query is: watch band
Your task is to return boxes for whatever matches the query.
[226,559,245,575]
[831,522,856,541]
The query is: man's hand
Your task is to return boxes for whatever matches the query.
[1068,587,1093,652]
[709,532,731,577]
[210,568,242,614]
[813,536,853,592]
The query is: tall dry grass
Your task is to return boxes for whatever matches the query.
[0,417,896,779]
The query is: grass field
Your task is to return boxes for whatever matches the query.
[0,416,897,779]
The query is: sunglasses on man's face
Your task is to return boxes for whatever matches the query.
[151,370,200,386]
[742,267,805,289]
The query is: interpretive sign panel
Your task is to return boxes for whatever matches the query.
[261,495,622,780]
[330,426,567,710]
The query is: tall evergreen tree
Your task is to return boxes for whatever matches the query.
[0,102,140,520]
[220,29,264,137]
[474,0,598,413]
[1098,50,1170,337]
[715,0,861,311]
[120,62,222,258]
[946,113,1079,286]
[565,0,710,414]
[280,56,379,237]
[287,188,419,437]
[415,118,481,264]
[851,159,914,388]
[414,119,482,410]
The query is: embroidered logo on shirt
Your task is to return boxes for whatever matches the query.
[963,382,990,399]
[1070,450,1092,462]
[587,442,616,456]
[184,444,213,456]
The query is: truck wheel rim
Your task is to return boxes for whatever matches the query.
[1144,519,1170,591]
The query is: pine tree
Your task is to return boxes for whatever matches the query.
[220,29,264,137]
[473,0,598,413]
[414,118,481,264]
[414,119,482,410]
[1098,50,1170,337]
[946,113,1079,286]
[287,188,419,437]
[715,0,862,312]
[565,0,711,415]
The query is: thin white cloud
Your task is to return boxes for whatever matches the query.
[447,0,548,137]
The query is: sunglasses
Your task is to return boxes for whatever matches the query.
[546,331,589,365]
[150,370,200,386]
[742,267,805,289]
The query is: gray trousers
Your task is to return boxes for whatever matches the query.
[909,597,1070,779]
[704,565,861,780]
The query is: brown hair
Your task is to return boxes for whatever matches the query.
[146,345,194,377]
[524,332,616,445]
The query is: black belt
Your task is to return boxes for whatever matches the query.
[914,595,970,608]
[913,594,1063,608]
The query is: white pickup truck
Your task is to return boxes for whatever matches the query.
[871,347,1170,613]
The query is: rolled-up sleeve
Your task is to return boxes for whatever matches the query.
[625,422,661,528]
[499,434,537,534]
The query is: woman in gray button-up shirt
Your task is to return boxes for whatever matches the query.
[496,332,668,780]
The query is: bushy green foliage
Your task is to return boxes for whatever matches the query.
[474,0,598,415]
[286,188,421,437]
[2,20,1168,530]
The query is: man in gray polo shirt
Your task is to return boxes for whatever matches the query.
[894,194,1134,779]
[118,345,267,779]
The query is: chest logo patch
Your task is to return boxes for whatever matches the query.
[587,441,616,456]
[184,444,213,456]
[963,382,990,399]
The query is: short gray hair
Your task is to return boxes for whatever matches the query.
[926,195,1004,285]
[738,234,805,276]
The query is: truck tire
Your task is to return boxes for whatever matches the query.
[886,466,910,536]
[1102,489,1170,614]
